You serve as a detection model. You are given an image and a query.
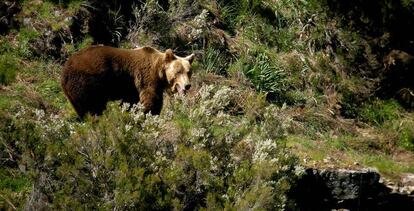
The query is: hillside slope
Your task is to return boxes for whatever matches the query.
[1,0,414,209]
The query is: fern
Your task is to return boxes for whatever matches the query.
[244,53,288,101]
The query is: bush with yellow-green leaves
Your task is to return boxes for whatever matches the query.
[3,84,297,210]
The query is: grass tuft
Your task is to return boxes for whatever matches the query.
[359,99,402,126]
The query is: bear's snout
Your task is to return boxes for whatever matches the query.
[184,84,191,91]
[173,73,192,94]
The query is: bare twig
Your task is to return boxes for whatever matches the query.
[0,193,17,210]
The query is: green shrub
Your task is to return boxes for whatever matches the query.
[398,123,414,151]
[7,85,297,210]
[241,15,279,47]
[340,88,360,118]
[0,54,19,85]
[0,169,31,210]
[217,0,262,30]
[359,99,402,126]
[243,53,288,103]
[16,28,40,58]
[201,46,227,75]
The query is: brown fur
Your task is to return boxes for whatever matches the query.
[61,45,194,118]
[383,50,414,69]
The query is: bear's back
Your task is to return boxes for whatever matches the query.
[63,46,121,75]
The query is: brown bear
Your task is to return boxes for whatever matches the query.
[61,45,194,118]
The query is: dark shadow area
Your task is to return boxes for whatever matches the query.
[0,0,21,35]
[322,0,414,54]
[288,168,414,210]
[317,0,414,110]
[378,50,414,109]
[86,0,139,46]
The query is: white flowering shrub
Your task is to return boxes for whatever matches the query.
[3,84,297,210]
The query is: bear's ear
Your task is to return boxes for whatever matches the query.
[165,49,174,62]
[185,53,195,64]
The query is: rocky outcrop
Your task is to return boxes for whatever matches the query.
[289,168,414,210]
[383,173,414,196]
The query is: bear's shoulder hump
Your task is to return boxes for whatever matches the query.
[138,46,158,54]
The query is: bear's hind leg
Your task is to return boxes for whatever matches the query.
[121,91,140,108]
[71,99,107,119]
[86,100,107,116]
[68,100,87,119]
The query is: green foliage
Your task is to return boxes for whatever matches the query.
[16,27,40,58]
[243,53,288,103]
[241,15,279,47]
[359,99,402,126]
[217,0,262,30]
[129,0,172,44]
[0,170,29,193]
[218,0,305,48]
[3,85,297,210]
[20,1,75,32]
[340,89,360,118]
[2,0,414,208]
[63,36,94,56]
[360,154,414,178]
[398,123,414,151]
[0,54,19,85]
[200,46,227,75]
[0,169,31,210]
[217,3,239,31]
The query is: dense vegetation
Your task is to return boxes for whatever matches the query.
[1,0,414,209]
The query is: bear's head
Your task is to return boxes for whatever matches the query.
[163,49,194,95]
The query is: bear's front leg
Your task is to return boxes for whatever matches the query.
[139,88,163,115]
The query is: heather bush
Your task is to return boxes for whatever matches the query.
[8,85,297,210]
[3,0,414,209]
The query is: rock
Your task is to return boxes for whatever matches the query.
[289,168,414,210]
[384,173,414,195]
[29,27,72,59]
[23,18,31,26]
[401,173,414,184]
